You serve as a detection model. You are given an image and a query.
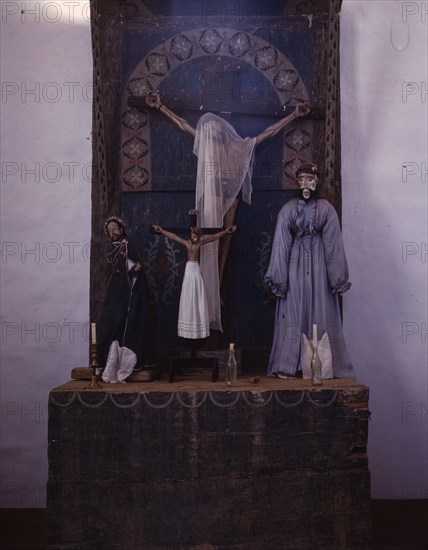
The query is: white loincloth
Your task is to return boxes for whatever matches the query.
[178,261,210,339]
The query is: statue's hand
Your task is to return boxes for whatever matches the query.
[117,239,128,259]
[266,290,278,302]
[293,101,312,117]
[145,92,161,109]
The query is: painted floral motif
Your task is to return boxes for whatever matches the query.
[144,236,180,305]
[127,77,153,96]
[255,46,278,70]
[273,69,299,92]
[255,231,273,302]
[170,34,194,61]
[123,165,149,190]
[199,29,223,54]
[122,108,148,131]
[285,128,311,152]
[123,137,149,160]
[229,32,252,57]
[145,53,170,76]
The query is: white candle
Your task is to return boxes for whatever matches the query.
[91,323,96,344]
[312,323,317,345]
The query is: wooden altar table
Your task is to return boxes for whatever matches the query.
[47,377,370,550]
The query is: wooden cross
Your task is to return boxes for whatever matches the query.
[157,209,222,236]
[128,94,324,120]
[153,208,225,382]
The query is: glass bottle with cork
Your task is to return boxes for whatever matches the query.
[311,323,323,386]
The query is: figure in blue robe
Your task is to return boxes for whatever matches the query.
[265,163,354,379]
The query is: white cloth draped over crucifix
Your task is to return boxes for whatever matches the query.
[193,113,256,331]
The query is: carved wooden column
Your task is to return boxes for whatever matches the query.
[324,0,342,213]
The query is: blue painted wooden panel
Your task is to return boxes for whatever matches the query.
[120,23,314,350]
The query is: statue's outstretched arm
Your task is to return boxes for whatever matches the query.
[145,92,196,137]
[254,102,311,146]
[152,225,188,247]
[202,226,237,245]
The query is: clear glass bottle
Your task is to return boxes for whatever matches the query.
[225,343,237,386]
[311,342,323,386]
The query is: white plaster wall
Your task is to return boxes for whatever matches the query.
[341,1,427,499]
[0,0,426,508]
[0,1,92,507]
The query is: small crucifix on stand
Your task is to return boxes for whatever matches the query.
[153,209,236,382]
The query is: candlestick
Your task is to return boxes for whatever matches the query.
[311,322,322,386]
[91,323,96,344]
[84,342,102,389]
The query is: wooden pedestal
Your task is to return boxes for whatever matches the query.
[47,378,370,550]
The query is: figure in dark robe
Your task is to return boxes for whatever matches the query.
[98,217,157,383]
[265,163,355,379]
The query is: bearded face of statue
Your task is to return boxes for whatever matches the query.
[297,172,318,201]
[107,221,124,241]
[190,228,202,244]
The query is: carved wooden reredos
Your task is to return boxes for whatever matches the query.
[89,0,342,343]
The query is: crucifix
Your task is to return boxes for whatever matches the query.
[143,91,311,337]
[153,209,236,381]
[129,92,311,286]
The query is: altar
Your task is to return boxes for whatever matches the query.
[47,377,370,549]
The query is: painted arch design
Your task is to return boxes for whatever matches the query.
[121,28,313,191]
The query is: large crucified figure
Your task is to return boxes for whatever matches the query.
[145,91,311,333]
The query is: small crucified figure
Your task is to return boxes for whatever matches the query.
[153,221,237,339]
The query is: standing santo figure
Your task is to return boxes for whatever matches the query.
[98,217,157,383]
[145,92,311,333]
[265,163,355,379]
[153,222,237,339]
